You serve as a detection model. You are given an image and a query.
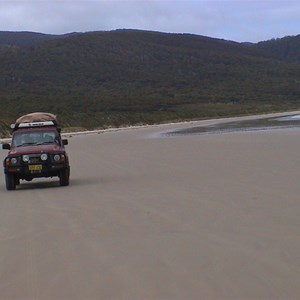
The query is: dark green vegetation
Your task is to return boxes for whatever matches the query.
[1,30,300,136]
[252,35,300,62]
[0,31,79,47]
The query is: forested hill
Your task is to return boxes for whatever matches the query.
[1,29,300,134]
[0,31,79,47]
[253,35,300,62]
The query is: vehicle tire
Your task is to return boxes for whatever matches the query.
[59,168,70,186]
[5,173,16,190]
[15,177,20,186]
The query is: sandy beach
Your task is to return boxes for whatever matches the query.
[0,114,300,299]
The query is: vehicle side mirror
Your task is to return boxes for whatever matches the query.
[2,143,11,150]
[62,139,68,146]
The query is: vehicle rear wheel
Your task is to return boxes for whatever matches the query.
[59,168,70,186]
[5,173,16,190]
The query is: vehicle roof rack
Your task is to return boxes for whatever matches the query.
[11,112,61,132]
[11,120,59,132]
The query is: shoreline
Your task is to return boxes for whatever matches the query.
[1,110,300,143]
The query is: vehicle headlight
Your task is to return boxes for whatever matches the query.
[53,154,61,162]
[41,153,48,161]
[22,155,29,162]
[11,157,18,165]
[7,157,20,166]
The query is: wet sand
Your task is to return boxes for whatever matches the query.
[0,113,300,299]
[164,112,300,136]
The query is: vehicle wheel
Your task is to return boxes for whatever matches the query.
[15,177,20,186]
[59,168,70,186]
[5,173,16,190]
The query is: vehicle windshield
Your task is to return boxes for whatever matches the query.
[12,130,59,147]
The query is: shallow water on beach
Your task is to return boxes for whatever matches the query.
[165,114,300,136]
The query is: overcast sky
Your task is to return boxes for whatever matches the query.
[1,0,300,43]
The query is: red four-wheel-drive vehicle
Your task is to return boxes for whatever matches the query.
[2,112,70,190]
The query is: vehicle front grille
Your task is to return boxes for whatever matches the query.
[29,157,40,163]
[28,155,43,164]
